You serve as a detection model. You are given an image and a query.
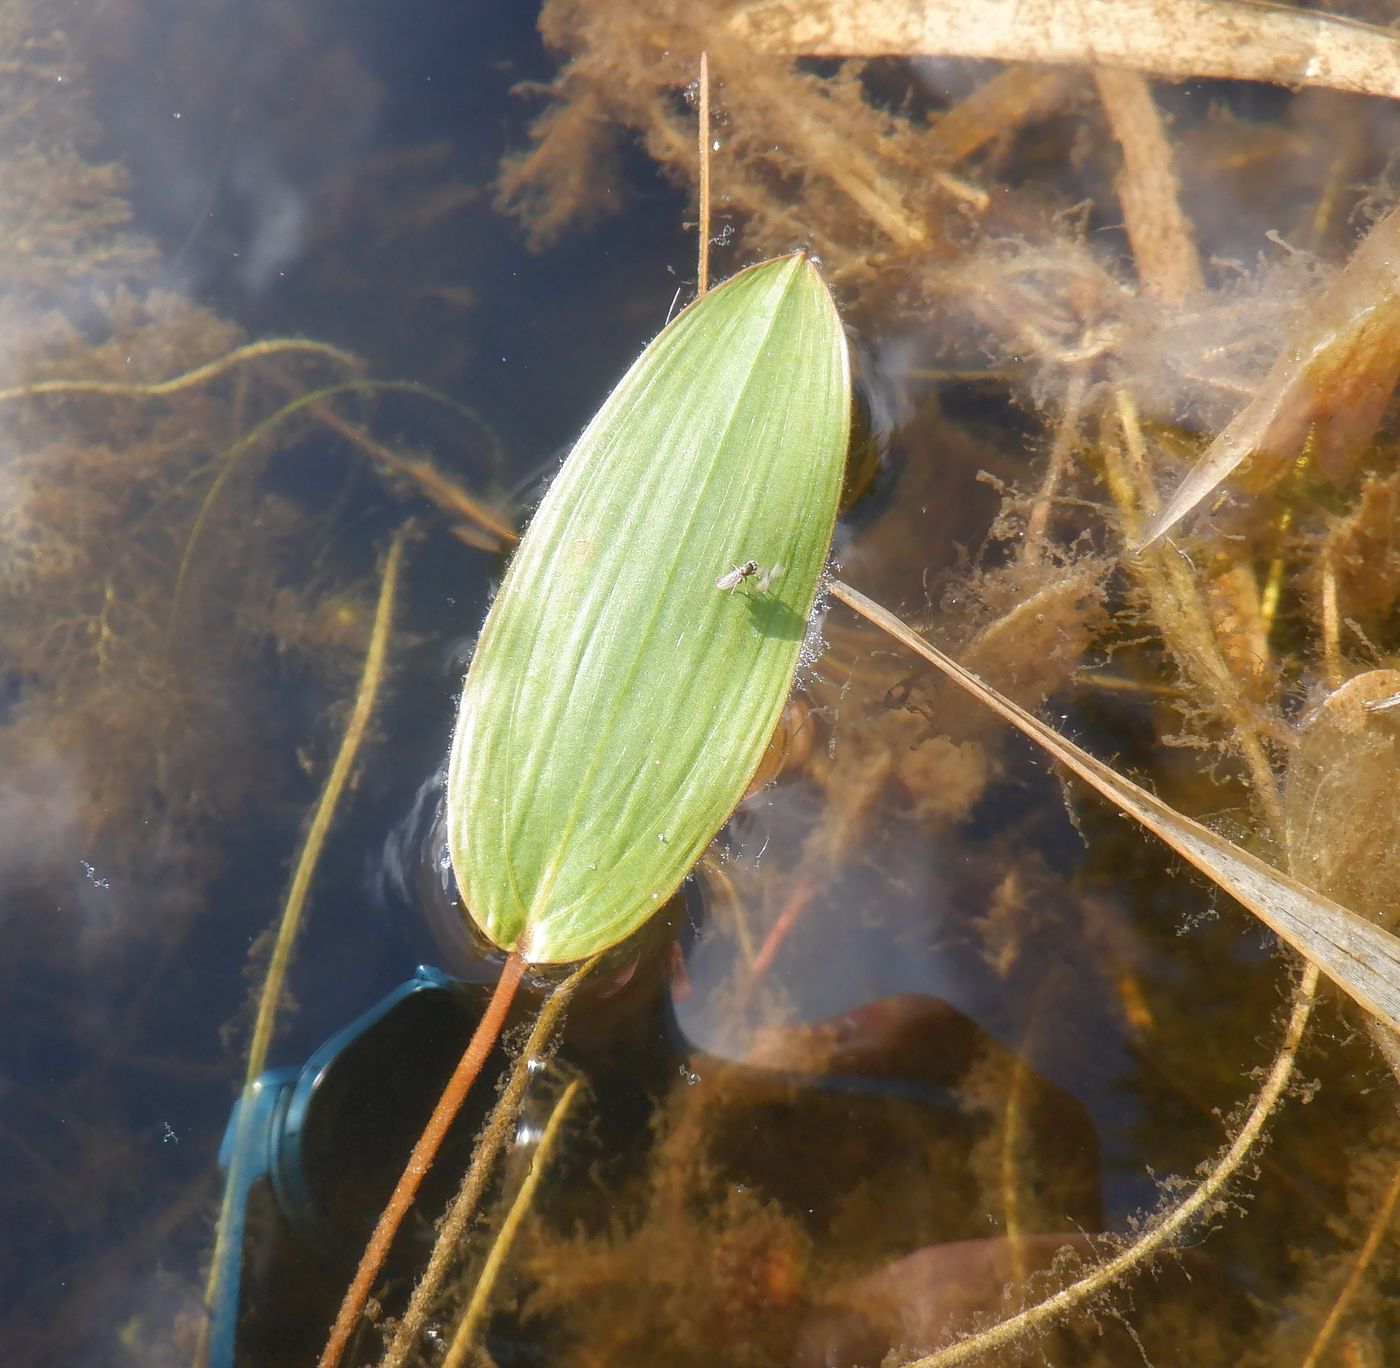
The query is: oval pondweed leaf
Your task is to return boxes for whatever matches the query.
[448,255,850,963]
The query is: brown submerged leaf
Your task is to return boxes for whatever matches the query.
[1141,201,1400,546]
[1285,670,1400,926]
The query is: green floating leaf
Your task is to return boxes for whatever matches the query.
[449,255,850,963]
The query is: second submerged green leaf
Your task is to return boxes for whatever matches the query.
[448,255,850,963]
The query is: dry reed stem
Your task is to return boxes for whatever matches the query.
[197,529,407,1368]
[731,0,1400,102]
[1298,1154,1400,1368]
[440,1078,585,1368]
[831,578,1400,1030]
[1092,66,1202,306]
[379,957,598,1368]
[319,953,527,1368]
[697,51,711,296]
[930,63,1077,164]
[903,964,1318,1367]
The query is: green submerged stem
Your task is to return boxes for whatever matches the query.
[196,528,407,1368]
[907,965,1317,1366]
[166,378,510,655]
[0,337,362,404]
[440,1077,584,1368]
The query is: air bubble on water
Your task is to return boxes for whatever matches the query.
[79,860,110,890]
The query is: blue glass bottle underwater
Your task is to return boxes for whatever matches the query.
[208,966,470,1368]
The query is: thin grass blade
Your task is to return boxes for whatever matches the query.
[829,578,1400,1034]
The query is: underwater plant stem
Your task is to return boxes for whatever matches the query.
[308,401,517,547]
[380,956,597,1368]
[1093,66,1202,306]
[168,380,513,653]
[0,337,362,405]
[320,951,526,1368]
[932,64,1076,164]
[748,875,819,983]
[244,528,406,1150]
[1298,1153,1400,1368]
[999,1051,1032,1284]
[1023,366,1086,563]
[825,577,1326,1357]
[697,51,711,296]
[197,529,406,1368]
[440,1078,584,1368]
[1318,553,1344,690]
[907,964,1318,1367]
[1105,391,1285,835]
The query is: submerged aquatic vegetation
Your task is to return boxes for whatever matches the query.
[0,5,510,1362]
[442,1,1400,1364]
[18,0,1400,1364]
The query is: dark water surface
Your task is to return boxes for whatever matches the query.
[4,3,1400,1366]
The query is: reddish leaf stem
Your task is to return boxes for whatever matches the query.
[318,951,526,1368]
